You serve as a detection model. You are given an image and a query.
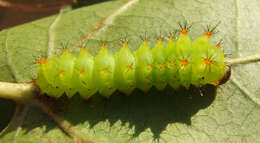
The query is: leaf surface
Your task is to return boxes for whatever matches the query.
[0,0,260,142]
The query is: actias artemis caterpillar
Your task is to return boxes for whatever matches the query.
[36,24,231,100]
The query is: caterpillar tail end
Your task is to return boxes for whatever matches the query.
[219,65,231,85]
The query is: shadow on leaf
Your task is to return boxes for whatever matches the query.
[57,85,216,139]
[8,85,216,141]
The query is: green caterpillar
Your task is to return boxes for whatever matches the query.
[36,25,230,100]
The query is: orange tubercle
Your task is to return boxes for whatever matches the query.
[181,29,188,35]
[169,36,174,42]
[101,44,106,49]
[63,48,68,53]
[213,81,219,86]
[103,68,109,73]
[80,69,85,74]
[123,42,127,47]
[205,31,212,38]
[148,64,152,69]
[181,59,188,66]
[204,58,212,66]
[160,63,165,68]
[127,65,132,71]
[35,60,39,64]
[59,70,64,74]
[216,44,221,48]
[158,39,163,43]
[40,57,47,64]
[81,46,86,51]
[143,40,148,45]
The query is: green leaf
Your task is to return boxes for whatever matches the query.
[1,0,260,142]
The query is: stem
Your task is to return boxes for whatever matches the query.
[0,54,259,101]
[227,54,260,65]
[0,82,38,102]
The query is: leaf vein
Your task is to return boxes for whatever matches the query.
[3,31,19,82]
[47,9,63,58]
[231,77,260,105]
[71,0,140,52]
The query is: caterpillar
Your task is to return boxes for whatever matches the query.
[36,24,231,100]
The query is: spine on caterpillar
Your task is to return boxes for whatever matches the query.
[36,27,230,99]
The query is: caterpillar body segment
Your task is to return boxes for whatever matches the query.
[134,41,153,93]
[93,46,116,97]
[151,39,167,91]
[164,37,180,89]
[191,35,226,86]
[191,35,211,86]
[74,48,96,99]
[114,43,136,95]
[37,56,64,97]
[175,33,193,89]
[58,51,77,98]
[36,30,228,99]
